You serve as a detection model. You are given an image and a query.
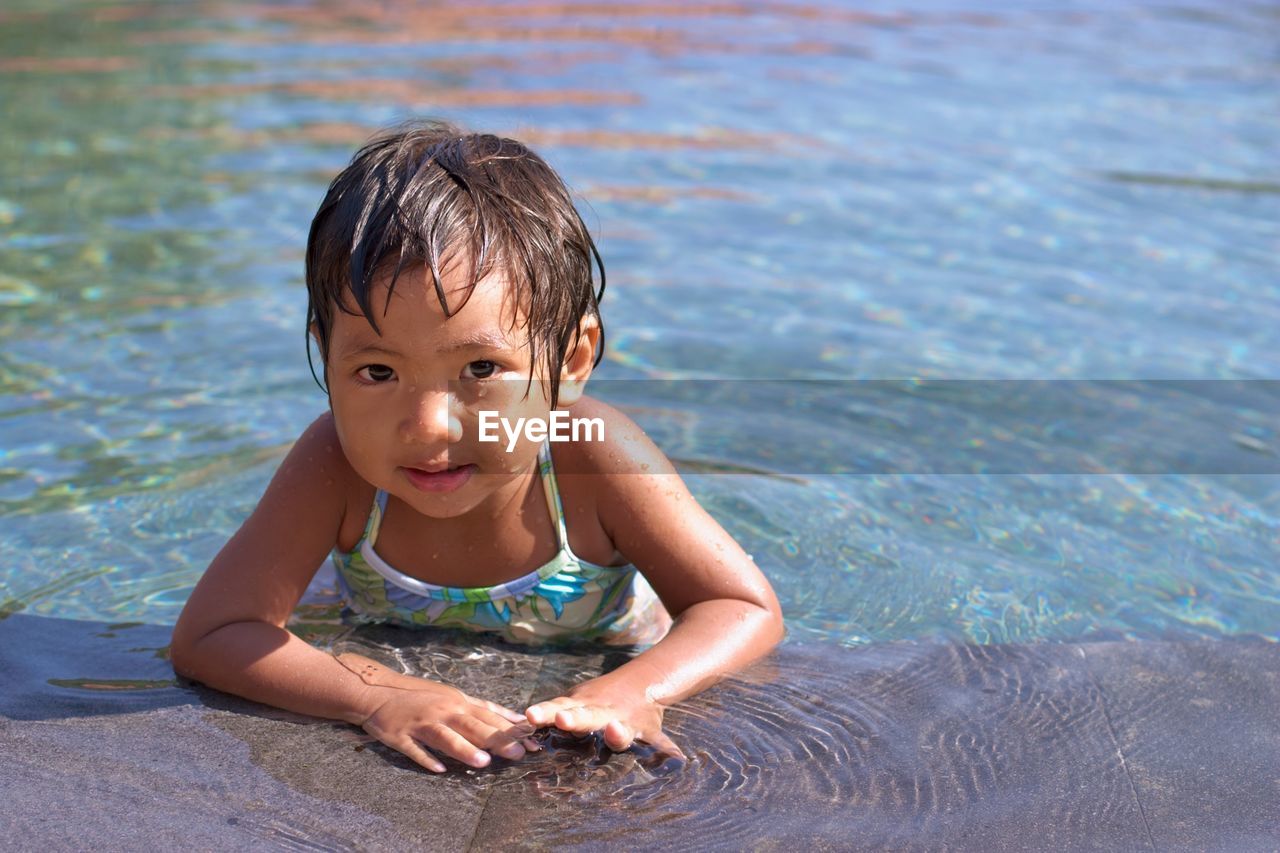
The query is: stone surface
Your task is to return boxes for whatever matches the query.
[2,613,1277,851]
[1081,641,1280,851]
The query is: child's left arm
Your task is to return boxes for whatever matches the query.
[525,406,785,757]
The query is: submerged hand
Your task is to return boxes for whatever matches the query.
[525,681,684,759]
[337,652,539,773]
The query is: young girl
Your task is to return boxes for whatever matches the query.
[170,120,784,773]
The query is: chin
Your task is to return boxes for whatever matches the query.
[395,488,486,519]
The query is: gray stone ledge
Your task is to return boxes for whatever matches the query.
[2,614,1276,851]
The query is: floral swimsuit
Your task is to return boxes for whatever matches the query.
[331,442,667,646]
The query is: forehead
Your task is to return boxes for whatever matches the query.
[331,262,529,350]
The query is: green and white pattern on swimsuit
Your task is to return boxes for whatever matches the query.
[330,443,667,645]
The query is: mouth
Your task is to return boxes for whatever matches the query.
[401,463,477,494]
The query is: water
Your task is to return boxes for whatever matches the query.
[2,0,1279,821]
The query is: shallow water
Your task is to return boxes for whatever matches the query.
[8,613,1277,849]
[2,4,1279,848]
[2,3,1277,654]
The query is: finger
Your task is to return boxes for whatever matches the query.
[554,704,616,734]
[477,709,536,758]
[522,737,542,752]
[388,736,446,773]
[479,698,529,725]
[525,697,579,727]
[416,722,492,769]
[452,716,529,761]
[641,728,686,761]
[470,703,535,737]
[602,720,634,752]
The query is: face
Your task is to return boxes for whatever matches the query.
[321,262,596,519]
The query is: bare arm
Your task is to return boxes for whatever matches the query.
[572,597,781,709]
[526,402,784,755]
[174,620,380,724]
[576,468,783,703]
[171,415,534,771]
[171,416,372,714]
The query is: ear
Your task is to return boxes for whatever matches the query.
[308,323,330,384]
[555,318,600,407]
[308,323,326,363]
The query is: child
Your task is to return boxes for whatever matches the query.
[170,119,784,773]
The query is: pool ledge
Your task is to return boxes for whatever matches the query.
[1,614,1276,850]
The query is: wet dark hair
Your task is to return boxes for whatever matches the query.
[305,118,605,407]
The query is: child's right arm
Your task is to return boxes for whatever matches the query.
[170,414,534,772]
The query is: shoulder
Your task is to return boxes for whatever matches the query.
[171,412,365,647]
[551,395,676,479]
[289,410,346,464]
[551,397,778,620]
[277,412,357,490]
[550,395,689,542]
[273,412,373,548]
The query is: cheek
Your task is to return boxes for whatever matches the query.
[459,380,548,426]
[460,393,551,470]
[330,393,392,467]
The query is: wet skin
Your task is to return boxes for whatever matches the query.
[171,261,783,772]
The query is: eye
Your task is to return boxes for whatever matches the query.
[464,360,498,380]
[357,364,395,384]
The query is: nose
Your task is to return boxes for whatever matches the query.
[399,384,463,446]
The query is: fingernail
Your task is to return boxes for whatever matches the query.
[473,751,490,767]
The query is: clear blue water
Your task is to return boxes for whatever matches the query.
[2,0,1277,645]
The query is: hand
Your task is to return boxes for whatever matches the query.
[525,679,684,760]
[337,652,539,773]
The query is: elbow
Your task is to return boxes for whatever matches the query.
[169,618,286,682]
[169,625,231,684]
[764,602,786,649]
[169,649,196,682]
[169,618,190,675]
[739,596,785,653]
[168,629,201,681]
[753,586,786,650]
[168,612,217,681]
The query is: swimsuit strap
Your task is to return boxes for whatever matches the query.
[365,441,567,552]
[537,440,571,552]
[364,488,391,547]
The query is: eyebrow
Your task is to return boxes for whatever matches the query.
[340,341,402,360]
[437,329,523,355]
[338,330,521,360]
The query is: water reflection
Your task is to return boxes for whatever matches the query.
[328,624,875,824]
[2,4,1277,844]
[321,628,1188,849]
[2,0,1277,646]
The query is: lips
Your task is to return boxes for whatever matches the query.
[402,463,476,494]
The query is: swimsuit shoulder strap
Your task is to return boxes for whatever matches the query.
[363,489,390,548]
[537,440,571,551]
